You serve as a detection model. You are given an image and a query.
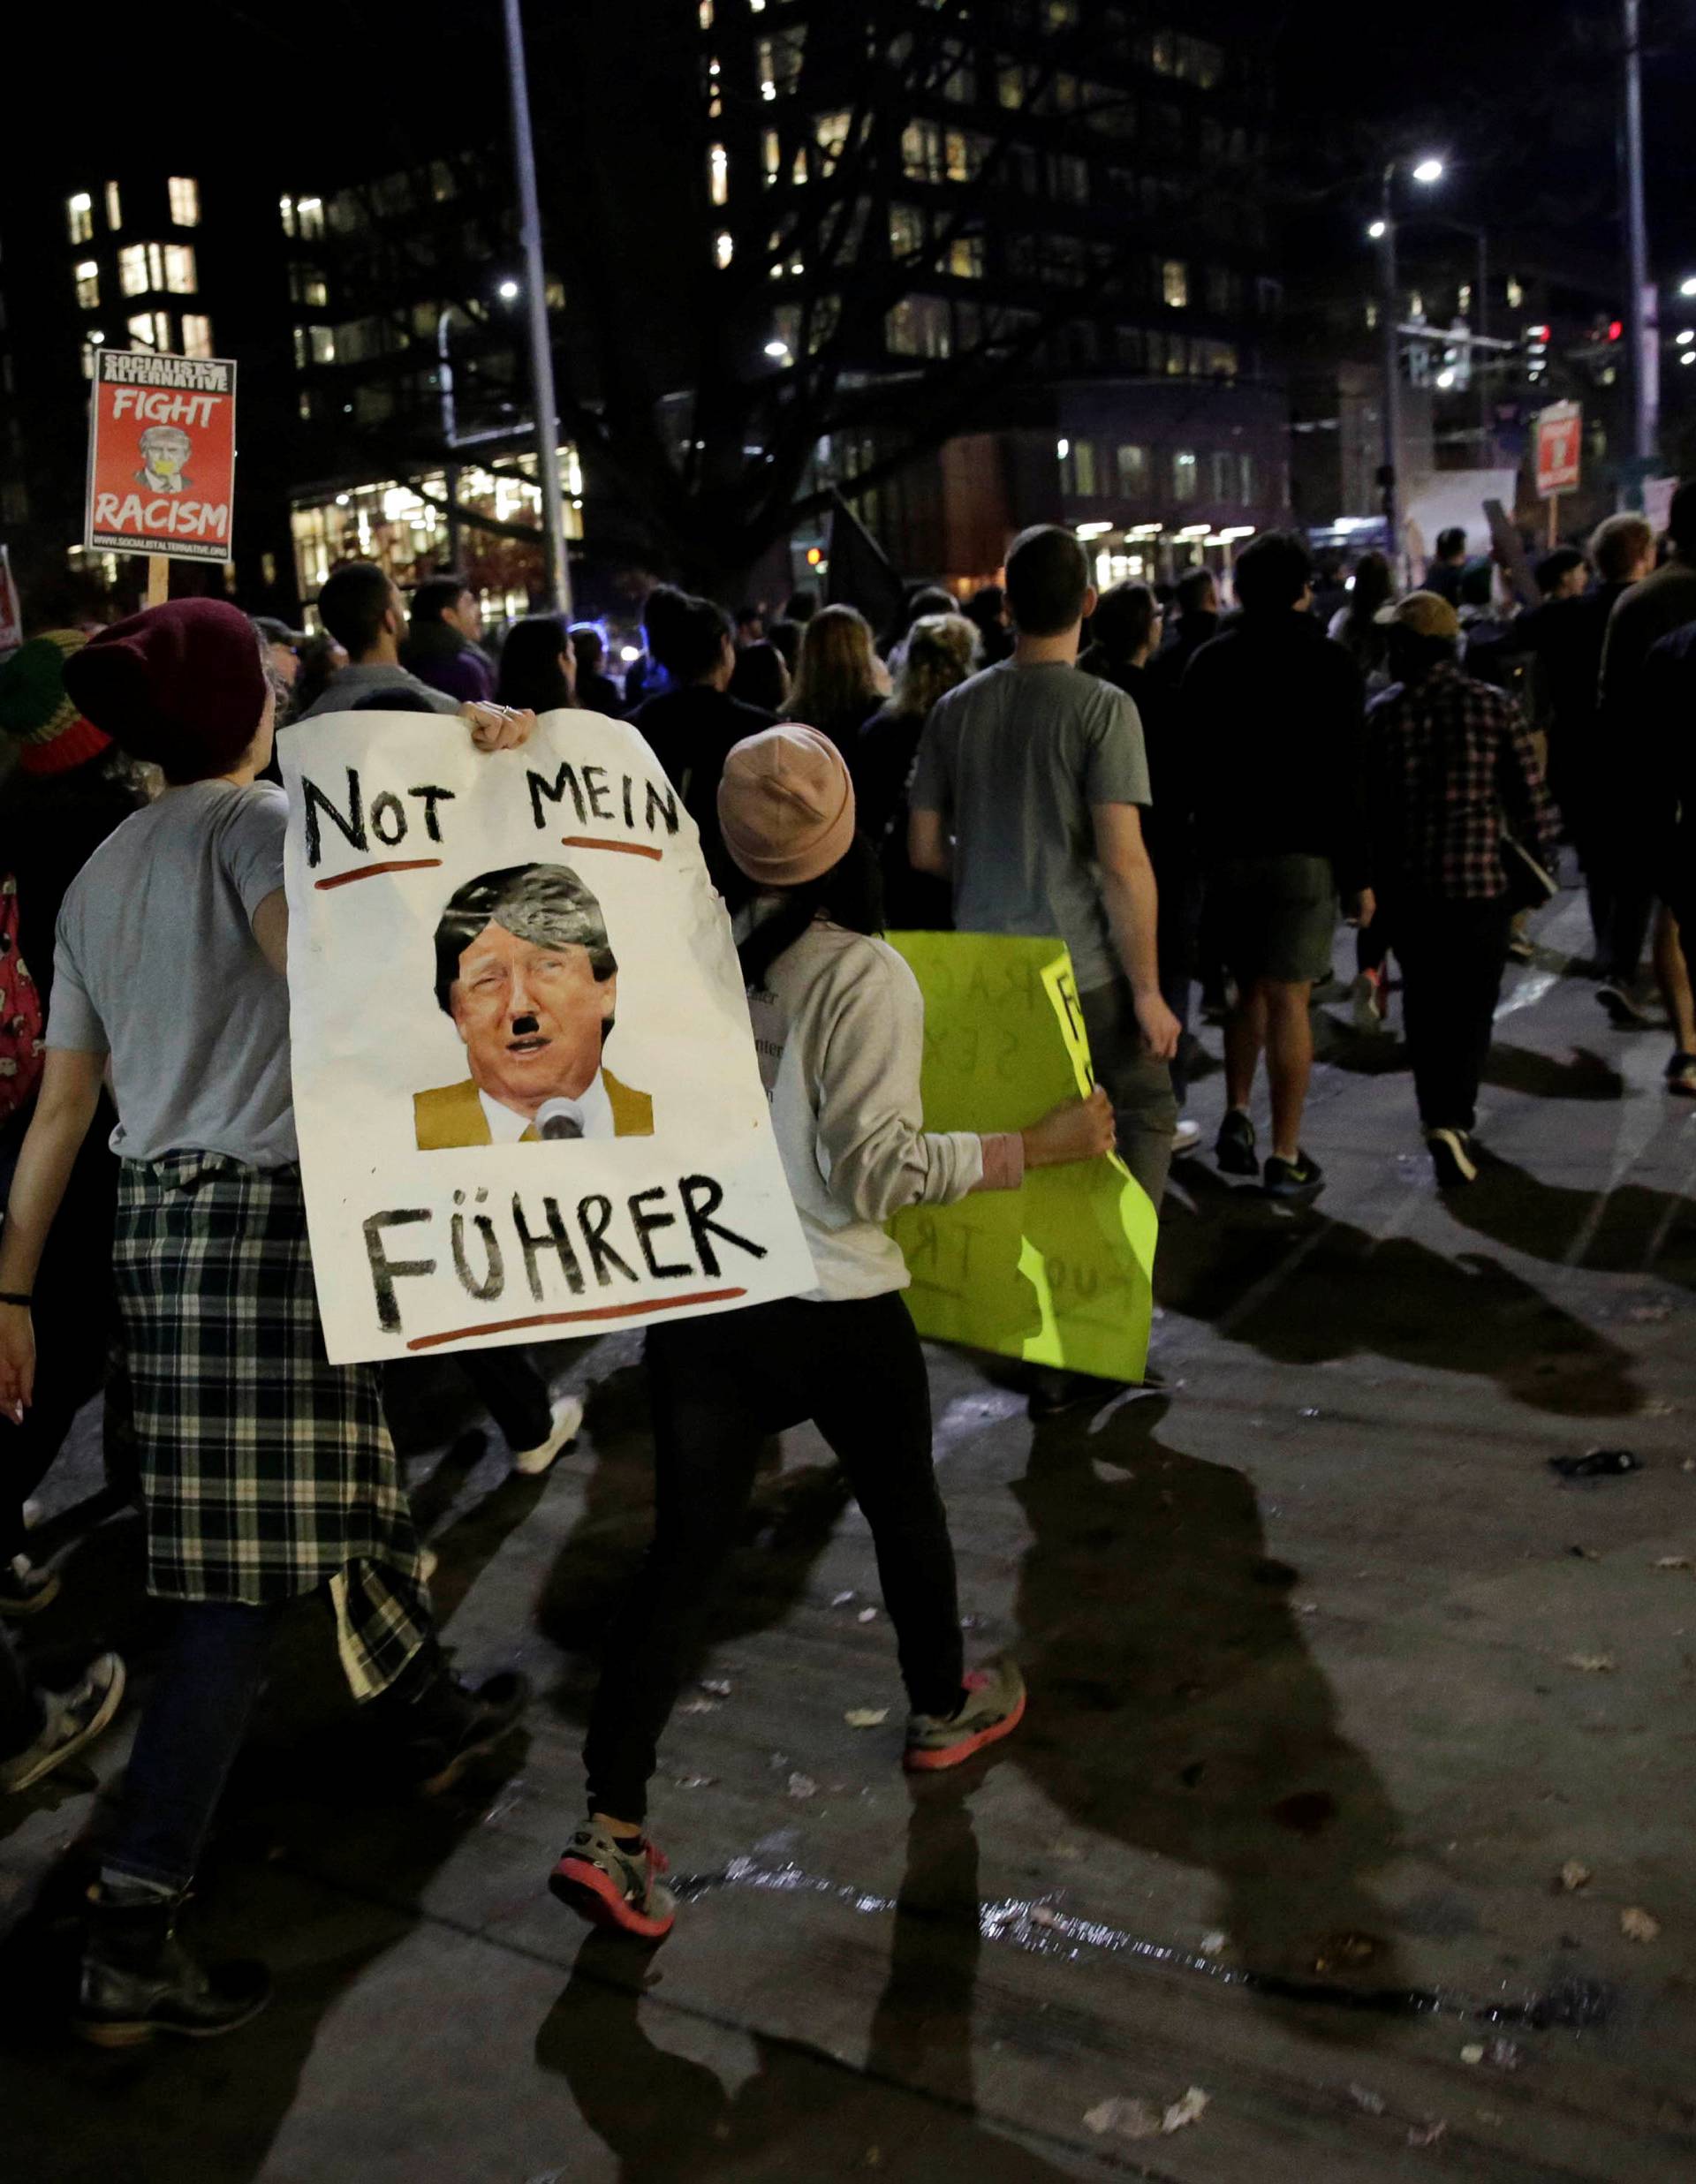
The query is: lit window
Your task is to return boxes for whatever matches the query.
[945,130,986,182]
[280,193,297,238]
[180,314,213,359]
[698,0,713,23]
[763,128,781,179]
[310,325,337,364]
[1162,259,1188,308]
[74,261,101,309]
[1211,451,1234,499]
[127,311,169,351]
[902,120,944,183]
[1239,452,1255,502]
[715,230,734,268]
[814,111,852,167]
[297,196,324,240]
[709,144,730,206]
[1116,442,1148,493]
[1506,276,1524,309]
[1173,450,1199,501]
[291,264,329,307]
[169,177,201,227]
[948,235,984,279]
[885,294,951,359]
[164,244,197,294]
[67,193,94,245]
[118,244,148,297]
[104,181,122,230]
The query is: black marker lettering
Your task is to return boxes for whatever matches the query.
[303,767,366,868]
[678,1174,767,1277]
[363,1209,435,1332]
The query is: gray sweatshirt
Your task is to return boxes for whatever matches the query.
[744,913,1022,1302]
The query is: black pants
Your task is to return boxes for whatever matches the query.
[1392,894,1512,1134]
[583,1292,964,1823]
[0,1625,43,1759]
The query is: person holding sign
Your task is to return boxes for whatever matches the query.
[550,725,1114,1939]
[0,601,534,2045]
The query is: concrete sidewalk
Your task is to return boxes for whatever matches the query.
[4,887,1696,2181]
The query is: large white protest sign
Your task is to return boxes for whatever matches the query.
[282,708,815,1364]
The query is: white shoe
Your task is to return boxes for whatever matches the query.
[418,1545,439,1585]
[511,1394,585,1477]
[1171,1118,1202,1157]
[1350,971,1388,1035]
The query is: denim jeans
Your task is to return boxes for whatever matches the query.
[103,1600,280,1893]
[0,1627,44,1761]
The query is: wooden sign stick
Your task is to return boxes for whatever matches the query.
[146,555,170,608]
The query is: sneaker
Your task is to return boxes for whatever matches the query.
[1598,982,1654,1028]
[1027,1366,1102,1421]
[1350,969,1389,1036]
[1172,1118,1203,1158]
[511,1394,585,1477]
[398,1668,531,1795]
[1667,1052,1696,1098]
[1215,1108,1259,1177]
[905,1658,1026,1773]
[1262,1152,1325,1201]
[0,1553,60,1618]
[1427,1128,1479,1188]
[0,1653,125,1795]
[549,1823,677,1939]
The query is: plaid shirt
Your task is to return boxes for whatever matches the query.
[1365,661,1557,899]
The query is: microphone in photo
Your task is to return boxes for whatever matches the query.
[535,1098,585,1141]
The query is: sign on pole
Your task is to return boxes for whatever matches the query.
[0,546,21,657]
[84,349,237,565]
[280,707,816,1364]
[1533,400,1582,500]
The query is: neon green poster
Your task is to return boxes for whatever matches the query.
[886,933,1155,1385]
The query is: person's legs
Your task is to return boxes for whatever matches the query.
[1399,899,1509,1134]
[808,1293,964,1719]
[1223,983,1266,1114]
[581,1313,781,1830]
[102,1600,279,1894]
[1604,880,1655,993]
[1653,904,1696,1059]
[0,1624,44,1759]
[457,1346,555,1455]
[1261,979,1314,1162]
[1076,979,1177,1209]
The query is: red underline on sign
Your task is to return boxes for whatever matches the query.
[316,858,444,890]
[405,1288,747,1350]
[561,835,663,861]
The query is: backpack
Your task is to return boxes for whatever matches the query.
[0,875,45,1124]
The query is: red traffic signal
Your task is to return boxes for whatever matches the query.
[1607,320,1624,341]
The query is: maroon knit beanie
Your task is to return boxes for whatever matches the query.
[61,598,267,782]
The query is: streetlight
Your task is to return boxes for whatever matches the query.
[1682,276,1696,299]
[1375,154,1444,580]
[497,279,520,301]
[763,338,791,359]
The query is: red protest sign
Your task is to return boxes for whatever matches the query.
[1534,401,1582,500]
[85,349,237,563]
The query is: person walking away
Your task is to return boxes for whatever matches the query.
[1079,582,1203,1152]
[1597,481,1696,1082]
[631,595,776,884]
[1537,515,1654,970]
[1327,552,1395,690]
[909,525,1178,1415]
[551,727,1114,1937]
[853,611,975,928]
[784,604,889,752]
[1185,531,1372,1198]
[1365,593,1557,1183]
[0,603,531,2044]
[0,632,152,1612]
[570,623,625,717]
[1424,526,1471,608]
[402,573,496,704]
[497,614,576,713]
[1150,567,1220,695]
[964,583,1013,665]
[728,638,791,714]
[299,563,461,719]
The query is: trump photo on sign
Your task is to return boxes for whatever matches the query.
[281,707,813,1364]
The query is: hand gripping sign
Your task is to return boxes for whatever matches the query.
[85,349,237,563]
[884,933,1155,1386]
[281,708,816,1364]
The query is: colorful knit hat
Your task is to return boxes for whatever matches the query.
[0,631,113,776]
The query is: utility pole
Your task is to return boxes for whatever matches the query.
[502,0,572,615]
[1377,165,1404,583]
[1623,0,1657,468]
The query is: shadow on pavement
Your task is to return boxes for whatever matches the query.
[535,1779,1079,2180]
[1011,1397,1404,2043]
[1445,1152,1696,1288]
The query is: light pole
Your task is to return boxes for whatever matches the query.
[1372,155,1443,583]
[1622,0,1657,467]
[502,0,572,616]
[436,307,460,569]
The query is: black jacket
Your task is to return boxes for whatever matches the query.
[632,685,776,880]
[1183,612,1369,893]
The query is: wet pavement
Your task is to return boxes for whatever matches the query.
[4,885,1696,2181]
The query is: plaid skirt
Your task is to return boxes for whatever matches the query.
[113,1152,428,1700]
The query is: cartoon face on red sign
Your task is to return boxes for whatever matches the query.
[85,349,237,563]
[1534,402,1582,500]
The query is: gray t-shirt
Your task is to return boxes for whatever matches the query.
[49,782,297,1167]
[909,659,1151,992]
[298,661,460,719]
